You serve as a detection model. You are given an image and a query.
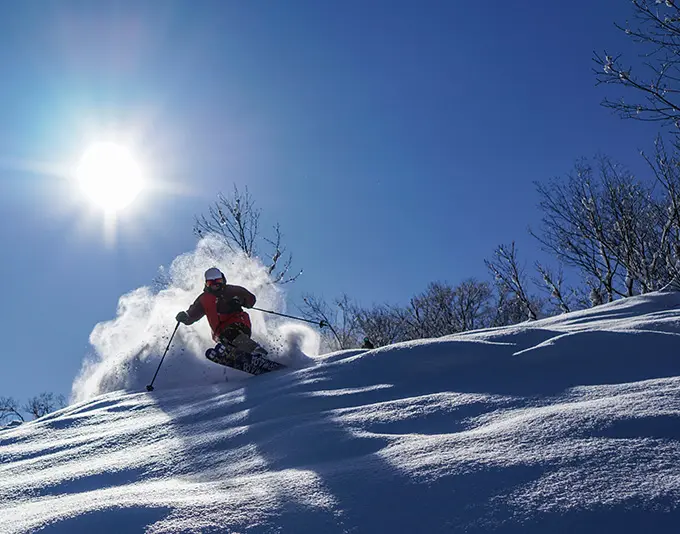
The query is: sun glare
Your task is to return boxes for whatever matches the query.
[76,142,144,211]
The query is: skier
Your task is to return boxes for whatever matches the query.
[175,267,259,356]
[361,337,375,349]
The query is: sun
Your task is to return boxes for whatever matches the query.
[76,142,144,211]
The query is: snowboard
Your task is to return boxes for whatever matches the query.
[205,335,285,376]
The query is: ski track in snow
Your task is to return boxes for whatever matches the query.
[3,292,680,532]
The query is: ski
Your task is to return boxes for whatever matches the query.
[205,342,285,376]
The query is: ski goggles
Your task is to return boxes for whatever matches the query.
[206,279,224,288]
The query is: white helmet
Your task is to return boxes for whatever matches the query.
[204,267,226,283]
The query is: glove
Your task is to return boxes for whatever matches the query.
[224,297,243,314]
[176,311,190,325]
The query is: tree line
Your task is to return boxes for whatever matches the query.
[0,393,66,426]
[194,139,680,351]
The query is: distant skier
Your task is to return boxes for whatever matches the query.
[361,337,375,349]
[175,267,257,348]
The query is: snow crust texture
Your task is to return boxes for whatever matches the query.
[3,292,680,532]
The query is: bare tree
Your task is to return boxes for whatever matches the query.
[195,185,258,256]
[0,397,24,425]
[532,160,624,302]
[452,279,493,331]
[533,154,680,297]
[398,280,495,339]
[594,0,680,130]
[299,294,360,351]
[589,283,605,307]
[599,160,655,294]
[23,393,66,419]
[641,137,680,280]
[352,304,408,347]
[488,287,538,327]
[194,185,301,284]
[401,282,458,339]
[485,243,539,321]
[595,153,680,293]
[534,263,580,314]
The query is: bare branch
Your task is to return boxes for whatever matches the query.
[352,304,409,346]
[534,263,574,314]
[595,1,680,129]
[485,242,539,320]
[194,186,301,284]
[532,153,679,298]
[298,294,360,351]
[23,393,66,420]
[0,396,25,425]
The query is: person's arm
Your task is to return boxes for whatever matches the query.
[233,286,256,308]
[177,295,206,325]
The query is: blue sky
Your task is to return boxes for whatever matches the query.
[0,1,662,402]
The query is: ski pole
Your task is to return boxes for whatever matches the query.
[146,321,180,392]
[250,306,328,328]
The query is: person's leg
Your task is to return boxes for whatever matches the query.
[220,325,259,353]
[219,326,245,344]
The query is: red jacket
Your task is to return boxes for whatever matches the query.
[185,284,256,341]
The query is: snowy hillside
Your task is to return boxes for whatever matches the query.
[2,291,680,533]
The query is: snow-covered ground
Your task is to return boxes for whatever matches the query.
[2,291,680,533]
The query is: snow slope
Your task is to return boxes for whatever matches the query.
[2,291,680,533]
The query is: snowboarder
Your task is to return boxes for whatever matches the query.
[361,337,375,349]
[175,267,258,350]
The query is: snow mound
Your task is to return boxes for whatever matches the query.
[2,292,680,533]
